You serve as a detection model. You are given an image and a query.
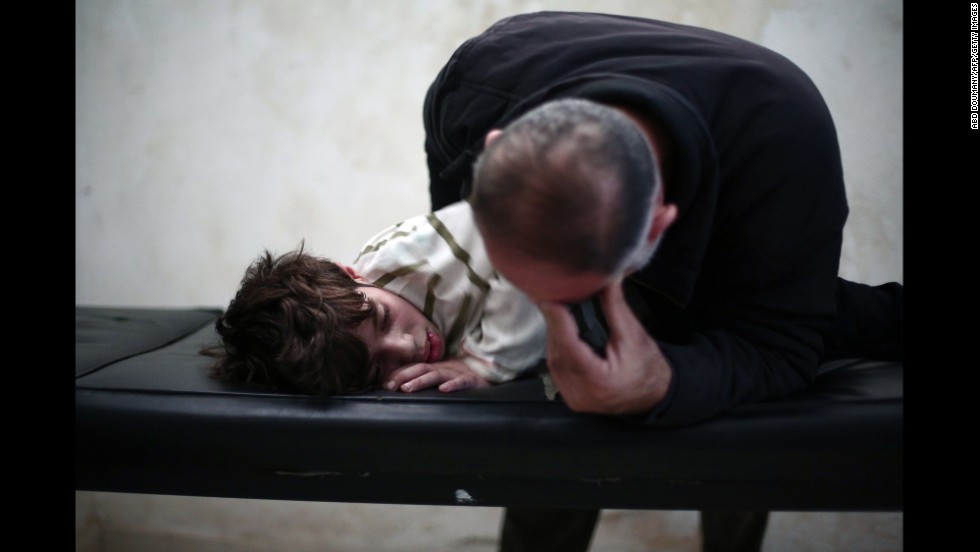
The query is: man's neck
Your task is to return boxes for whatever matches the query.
[610,105,673,188]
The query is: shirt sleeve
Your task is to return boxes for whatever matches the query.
[456,273,547,383]
[641,250,841,427]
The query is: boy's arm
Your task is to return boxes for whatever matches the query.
[454,273,548,383]
[384,358,492,393]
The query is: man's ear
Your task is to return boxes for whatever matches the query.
[484,129,504,149]
[647,201,678,244]
[337,263,367,282]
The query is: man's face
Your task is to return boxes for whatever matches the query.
[484,236,613,305]
[352,285,446,386]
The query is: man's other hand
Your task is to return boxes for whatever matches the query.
[536,277,672,415]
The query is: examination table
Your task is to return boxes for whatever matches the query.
[75,306,902,511]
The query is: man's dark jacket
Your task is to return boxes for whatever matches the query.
[423,11,901,426]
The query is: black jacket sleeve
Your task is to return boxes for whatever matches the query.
[422,12,853,428]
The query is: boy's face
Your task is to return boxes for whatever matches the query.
[352,284,446,386]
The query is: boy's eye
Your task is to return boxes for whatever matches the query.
[376,305,391,333]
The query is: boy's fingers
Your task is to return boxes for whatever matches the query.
[439,374,490,393]
[385,363,431,390]
[400,370,444,392]
[386,361,490,393]
[438,378,466,393]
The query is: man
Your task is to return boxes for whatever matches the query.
[422,11,902,552]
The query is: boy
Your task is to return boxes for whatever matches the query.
[204,200,546,396]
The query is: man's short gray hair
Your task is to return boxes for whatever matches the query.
[470,98,660,276]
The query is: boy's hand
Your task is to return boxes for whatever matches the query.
[384,358,491,393]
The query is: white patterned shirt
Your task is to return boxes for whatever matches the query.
[353,200,546,382]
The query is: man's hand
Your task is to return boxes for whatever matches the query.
[384,358,491,393]
[537,277,672,415]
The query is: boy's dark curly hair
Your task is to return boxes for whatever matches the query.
[202,243,375,395]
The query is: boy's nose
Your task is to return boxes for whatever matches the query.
[385,333,417,363]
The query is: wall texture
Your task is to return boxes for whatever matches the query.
[75,0,902,310]
[75,0,903,550]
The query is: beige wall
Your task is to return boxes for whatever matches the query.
[75,0,902,310]
[75,0,903,550]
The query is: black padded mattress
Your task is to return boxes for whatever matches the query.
[75,306,903,510]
